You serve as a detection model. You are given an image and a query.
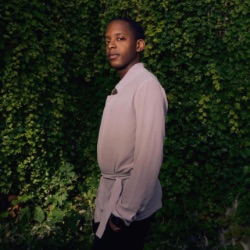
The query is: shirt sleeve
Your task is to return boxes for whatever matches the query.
[112,79,168,224]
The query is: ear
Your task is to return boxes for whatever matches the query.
[136,39,145,52]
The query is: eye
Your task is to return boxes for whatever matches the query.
[117,37,125,41]
[105,40,110,44]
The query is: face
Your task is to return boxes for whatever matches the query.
[105,20,145,77]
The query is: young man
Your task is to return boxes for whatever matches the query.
[92,17,168,250]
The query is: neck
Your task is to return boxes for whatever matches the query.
[117,59,141,79]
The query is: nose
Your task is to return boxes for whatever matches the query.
[107,40,116,50]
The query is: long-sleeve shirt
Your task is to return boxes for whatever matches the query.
[94,63,168,238]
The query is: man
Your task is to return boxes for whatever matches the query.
[92,17,168,250]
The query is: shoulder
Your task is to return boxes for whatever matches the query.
[137,67,163,92]
[130,64,160,86]
[125,63,166,96]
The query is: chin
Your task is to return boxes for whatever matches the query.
[110,62,127,71]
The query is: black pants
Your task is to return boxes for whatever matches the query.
[92,214,154,250]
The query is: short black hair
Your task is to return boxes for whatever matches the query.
[108,17,145,40]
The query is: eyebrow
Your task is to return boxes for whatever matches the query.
[105,33,125,39]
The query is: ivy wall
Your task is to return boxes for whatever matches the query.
[0,0,249,249]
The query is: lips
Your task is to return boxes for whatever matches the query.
[108,53,119,60]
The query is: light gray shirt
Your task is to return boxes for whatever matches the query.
[94,63,168,238]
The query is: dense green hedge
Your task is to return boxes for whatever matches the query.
[0,0,249,249]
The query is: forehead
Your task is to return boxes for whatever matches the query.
[105,20,133,37]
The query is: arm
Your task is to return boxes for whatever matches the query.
[112,79,168,224]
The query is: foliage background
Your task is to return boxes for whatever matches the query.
[0,0,249,249]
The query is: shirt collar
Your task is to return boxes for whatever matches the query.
[115,63,144,92]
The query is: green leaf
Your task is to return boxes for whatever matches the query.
[34,206,45,223]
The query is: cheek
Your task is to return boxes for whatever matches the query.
[123,44,135,54]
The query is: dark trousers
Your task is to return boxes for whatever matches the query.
[92,214,154,250]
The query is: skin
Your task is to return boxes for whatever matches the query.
[105,20,145,79]
[105,20,145,231]
[109,220,122,232]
